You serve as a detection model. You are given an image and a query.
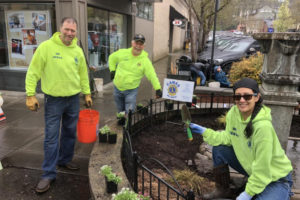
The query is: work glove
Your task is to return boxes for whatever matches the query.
[85,94,93,108]
[189,123,206,134]
[110,71,115,80]
[26,96,40,111]
[236,191,252,200]
[155,89,162,99]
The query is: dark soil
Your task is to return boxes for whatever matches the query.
[132,112,225,172]
[133,113,299,171]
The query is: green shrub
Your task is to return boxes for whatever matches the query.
[229,52,263,85]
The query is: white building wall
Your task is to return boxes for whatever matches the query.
[153,0,189,61]
[135,17,154,61]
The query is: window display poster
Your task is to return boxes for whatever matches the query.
[5,10,51,68]
[32,13,47,34]
[22,29,37,47]
[7,12,25,32]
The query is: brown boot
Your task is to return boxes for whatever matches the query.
[202,164,232,199]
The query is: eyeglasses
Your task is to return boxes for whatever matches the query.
[233,93,257,101]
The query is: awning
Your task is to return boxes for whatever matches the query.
[169,6,186,20]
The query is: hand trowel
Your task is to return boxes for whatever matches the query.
[181,104,193,141]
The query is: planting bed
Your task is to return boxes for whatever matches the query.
[132,112,300,199]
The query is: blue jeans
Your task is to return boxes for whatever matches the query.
[113,86,138,113]
[191,67,206,85]
[213,145,293,199]
[42,94,80,179]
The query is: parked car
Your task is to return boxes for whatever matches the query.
[198,35,260,75]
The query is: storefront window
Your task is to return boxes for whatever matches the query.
[136,2,153,21]
[109,12,127,55]
[87,6,127,69]
[0,3,55,69]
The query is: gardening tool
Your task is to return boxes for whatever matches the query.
[181,104,193,141]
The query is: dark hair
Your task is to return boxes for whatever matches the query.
[61,17,78,26]
[244,95,263,138]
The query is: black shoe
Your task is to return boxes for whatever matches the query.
[35,178,55,193]
[58,161,80,170]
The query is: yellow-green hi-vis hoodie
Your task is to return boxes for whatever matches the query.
[25,32,90,97]
[202,105,293,197]
[108,48,161,91]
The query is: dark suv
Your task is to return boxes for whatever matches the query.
[198,35,260,75]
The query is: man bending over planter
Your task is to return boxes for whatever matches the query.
[108,34,162,114]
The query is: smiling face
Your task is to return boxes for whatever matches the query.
[131,40,145,56]
[234,87,260,120]
[59,20,77,46]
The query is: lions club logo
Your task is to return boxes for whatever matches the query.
[166,80,180,98]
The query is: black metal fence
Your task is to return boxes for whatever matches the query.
[121,93,300,200]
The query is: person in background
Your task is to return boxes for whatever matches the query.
[189,78,293,200]
[25,17,92,193]
[108,34,162,114]
[190,63,206,86]
[214,65,231,87]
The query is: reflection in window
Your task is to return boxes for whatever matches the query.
[87,7,127,69]
[136,2,153,21]
[87,7,109,68]
[109,12,127,55]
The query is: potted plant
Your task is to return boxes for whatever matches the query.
[136,103,148,115]
[108,131,117,144]
[186,95,197,108]
[99,125,110,143]
[100,165,122,193]
[164,100,174,111]
[116,111,126,126]
[112,187,150,200]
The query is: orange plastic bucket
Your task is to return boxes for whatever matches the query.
[77,109,100,143]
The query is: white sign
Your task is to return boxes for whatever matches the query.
[172,19,182,26]
[162,78,194,102]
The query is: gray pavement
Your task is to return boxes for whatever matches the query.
[0,52,299,199]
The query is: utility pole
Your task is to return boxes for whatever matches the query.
[209,0,219,80]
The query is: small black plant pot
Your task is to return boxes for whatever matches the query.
[117,117,126,126]
[186,102,192,107]
[99,133,107,143]
[165,101,174,110]
[186,97,197,108]
[192,97,197,104]
[105,178,118,193]
[136,105,143,112]
[140,107,148,115]
[108,134,117,144]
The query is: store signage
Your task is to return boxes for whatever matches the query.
[173,19,183,26]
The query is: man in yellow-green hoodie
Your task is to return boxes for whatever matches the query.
[25,17,92,193]
[109,34,162,114]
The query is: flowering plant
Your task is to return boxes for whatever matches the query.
[112,188,150,200]
[100,165,122,184]
[100,125,111,134]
